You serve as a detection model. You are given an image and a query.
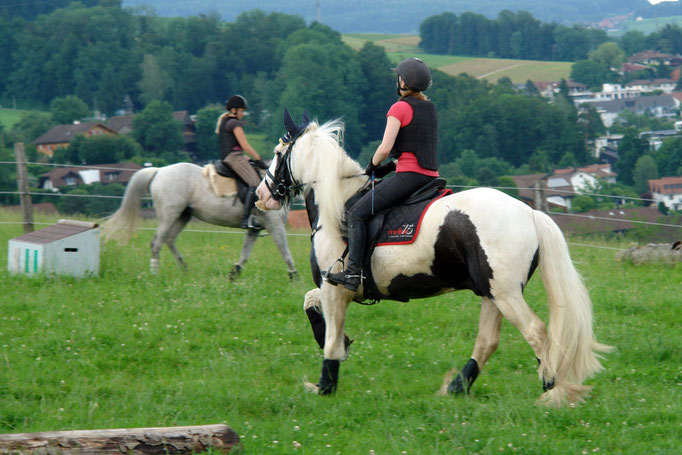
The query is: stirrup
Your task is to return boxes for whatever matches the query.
[243,214,263,231]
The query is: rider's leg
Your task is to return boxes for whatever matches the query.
[241,188,262,230]
[325,172,434,291]
[325,212,365,291]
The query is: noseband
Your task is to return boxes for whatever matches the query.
[264,139,304,204]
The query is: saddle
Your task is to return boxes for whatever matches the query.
[340,178,451,303]
[203,160,263,204]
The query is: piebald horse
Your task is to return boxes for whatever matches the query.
[256,113,612,406]
[102,162,297,279]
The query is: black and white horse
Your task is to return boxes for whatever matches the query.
[256,116,612,406]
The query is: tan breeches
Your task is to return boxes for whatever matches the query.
[223,151,261,187]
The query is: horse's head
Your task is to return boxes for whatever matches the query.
[256,108,310,211]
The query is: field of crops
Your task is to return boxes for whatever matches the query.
[0,209,680,454]
[343,34,572,83]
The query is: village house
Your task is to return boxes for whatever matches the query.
[593,134,624,162]
[628,50,682,68]
[586,94,677,128]
[513,165,618,211]
[33,122,118,158]
[649,176,682,211]
[39,162,142,191]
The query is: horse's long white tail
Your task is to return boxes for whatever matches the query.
[533,210,613,405]
[101,167,158,245]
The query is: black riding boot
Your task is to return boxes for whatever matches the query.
[241,187,263,230]
[325,215,365,292]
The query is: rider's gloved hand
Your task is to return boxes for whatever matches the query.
[254,159,269,170]
[374,161,396,178]
[364,161,378,176]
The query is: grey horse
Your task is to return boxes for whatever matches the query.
[102,162,297,278]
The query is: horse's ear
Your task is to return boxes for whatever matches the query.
[283,108,297,135]
[302,110,310,126]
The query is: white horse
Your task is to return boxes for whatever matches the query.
[256,116,612,406]
[102,162,297,279]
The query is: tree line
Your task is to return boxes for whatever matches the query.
[420,10,682,62]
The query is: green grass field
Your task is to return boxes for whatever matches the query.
[612,15,682,37]
[0,108,34,130]
[343,33,572,83]
[0,208,680,453]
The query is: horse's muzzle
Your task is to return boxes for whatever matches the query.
[256,181,282,211]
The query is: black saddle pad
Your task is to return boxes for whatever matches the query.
[374,188,452,245]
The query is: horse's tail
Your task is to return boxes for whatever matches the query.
[101,167,159,245]
[532,210,613,405]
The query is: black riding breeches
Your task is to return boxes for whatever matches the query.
[348,172,436,221]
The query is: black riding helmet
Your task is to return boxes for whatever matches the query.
[226,95,248,111]
[393,58,431,92]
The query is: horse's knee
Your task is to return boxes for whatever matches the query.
[448,358,480,395]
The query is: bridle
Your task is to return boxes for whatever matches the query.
[264,136,305,204]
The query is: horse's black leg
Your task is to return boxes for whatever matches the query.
[448,358,480,395]
[317,359,340,395]
[306,305,326,349]
[229,264,242,281]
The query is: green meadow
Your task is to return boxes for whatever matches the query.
[0,208,680,454]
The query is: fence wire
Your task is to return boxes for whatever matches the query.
[1,160,680,236]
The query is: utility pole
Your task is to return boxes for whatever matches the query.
[14,142,34,233]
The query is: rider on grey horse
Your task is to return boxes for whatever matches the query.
[217,94,269,230]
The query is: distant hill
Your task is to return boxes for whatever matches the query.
[122,0,651,33]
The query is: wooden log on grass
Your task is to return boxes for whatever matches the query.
[0,424,240,454]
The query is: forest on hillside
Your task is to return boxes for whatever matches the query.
[122,0,652,33]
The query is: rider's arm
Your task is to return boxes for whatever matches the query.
[233,126,261,161]
[371,115,401,166]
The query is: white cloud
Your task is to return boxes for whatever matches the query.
[648,0,679,5]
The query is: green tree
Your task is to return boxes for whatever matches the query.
[356,42,395,142]
[194,105,222,162]
[614,128,648,186]
[653,137,682,176]
[633,154,658,195]
[589,42,625,70]
[272,41,365,155]
[572,195,596,213]
[570,59,609,89]
[50,95,91,124]
[67,134,142,164]
[137,54,172,105]
[9,111,55,144]
[132,100,184,162]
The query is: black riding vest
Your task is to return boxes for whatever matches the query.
[219,117,243,160]
[389,96,438,171]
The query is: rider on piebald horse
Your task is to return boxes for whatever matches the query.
[325,57,439,292]
[217,94,269,230]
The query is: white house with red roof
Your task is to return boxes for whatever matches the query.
[649,176,682,211]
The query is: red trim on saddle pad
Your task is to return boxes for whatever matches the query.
[376,189,453,246]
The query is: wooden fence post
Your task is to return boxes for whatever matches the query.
[533,180,549,212]
[0,424,241,454]
[14,142,34,233]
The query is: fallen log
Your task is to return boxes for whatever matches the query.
[0,424,240,454]
[615,241,682,265]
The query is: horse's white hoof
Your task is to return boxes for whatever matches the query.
[303,382,320,394]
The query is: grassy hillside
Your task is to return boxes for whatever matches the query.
[0,209,680,453]
[344,34,573,83]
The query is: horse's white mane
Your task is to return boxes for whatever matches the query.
[293,119,367,239]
